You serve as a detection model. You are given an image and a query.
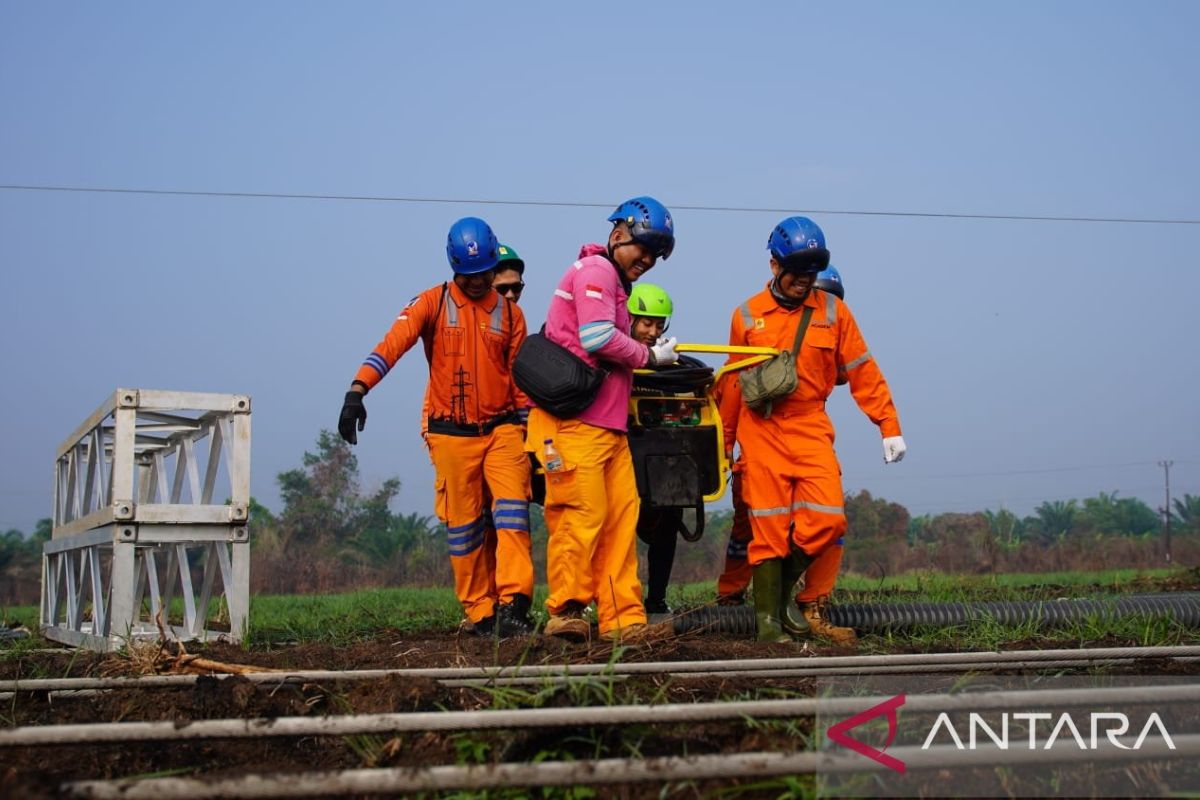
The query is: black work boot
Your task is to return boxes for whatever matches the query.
[470,614,495,637]
[496,594,535,637]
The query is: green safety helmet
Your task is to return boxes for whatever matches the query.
[495,243,525,275]
[627,282,673,318]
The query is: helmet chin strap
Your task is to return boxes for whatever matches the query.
[607,238,640,260]
[770,273,812,309]
[606,240,636,293]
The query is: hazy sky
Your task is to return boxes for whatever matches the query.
[2,3,1197,534]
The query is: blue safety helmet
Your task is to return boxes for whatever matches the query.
[446,217,499,275]
[607,196,675,260]
[814,265,844,300]
[768,216,830,274]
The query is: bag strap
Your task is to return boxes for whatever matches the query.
[421,282,448,365]
[789,306,814,355]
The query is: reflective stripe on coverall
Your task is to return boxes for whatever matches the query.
[353,280,532,623]
[716,360,850,600]
[726,286,901,566]
[717,466,845,600]
[429,425,532,622]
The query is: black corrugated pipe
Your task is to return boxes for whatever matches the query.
[671,593,1200,636]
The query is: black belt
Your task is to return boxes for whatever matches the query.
[427,411,520,437]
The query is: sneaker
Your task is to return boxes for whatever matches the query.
[496,595,535,637]
[544,601,590,642]
[797,596,857,645]
[470,615,495,637]
[599,620,673,643]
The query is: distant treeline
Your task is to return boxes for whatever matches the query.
[3,432,1198,604]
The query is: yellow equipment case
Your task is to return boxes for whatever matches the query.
[627,344,778,540]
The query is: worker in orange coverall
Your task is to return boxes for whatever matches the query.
[716,266,849,641]
[337,217,535,638]
[724,218,905,643]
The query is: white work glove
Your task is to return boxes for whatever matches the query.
[649,336,679,366]
[882,436,907,464]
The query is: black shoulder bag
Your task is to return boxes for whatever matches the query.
[512,329,606,418]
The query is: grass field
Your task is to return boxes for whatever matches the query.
[3,567,1195,653]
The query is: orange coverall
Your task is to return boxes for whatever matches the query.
[354,281,533,624]
[716,384,845,603]
[725,286,900,566]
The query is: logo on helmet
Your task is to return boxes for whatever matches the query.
[807,238,819,248]
[665,216,673,229]
[467,242,479,257]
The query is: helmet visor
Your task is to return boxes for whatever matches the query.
[631,225,675,260]
[775,247,830,275]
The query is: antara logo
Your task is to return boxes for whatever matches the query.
[828,694,1178,775]
[922,712,1176,751]
[827,694,907,773]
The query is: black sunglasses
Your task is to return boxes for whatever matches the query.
[494,281,525,296]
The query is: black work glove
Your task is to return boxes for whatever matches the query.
[338,391,367,444]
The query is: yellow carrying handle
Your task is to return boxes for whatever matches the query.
[632,343,780,379]
[634,343,780,378]
[676,343,779,357]
[676,343,782,381]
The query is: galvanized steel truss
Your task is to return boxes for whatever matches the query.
[41,389,251,652]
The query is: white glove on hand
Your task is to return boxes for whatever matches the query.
[649,336,679,366]
[882,436,907,464]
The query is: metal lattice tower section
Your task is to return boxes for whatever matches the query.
[41,389,251,652]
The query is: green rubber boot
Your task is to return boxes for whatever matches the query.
[752,559,793,643]
[781,547,814,638]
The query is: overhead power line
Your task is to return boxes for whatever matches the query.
[1,184,1198,225]
[884,460,1179,481]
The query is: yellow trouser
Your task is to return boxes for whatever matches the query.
[527,408,645,635]
[428,425,533,623]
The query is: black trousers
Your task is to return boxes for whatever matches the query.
[637,507,683,605]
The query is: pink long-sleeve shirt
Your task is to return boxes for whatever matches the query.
[542,243,651,432]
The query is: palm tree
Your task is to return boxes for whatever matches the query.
[342,511,439,573]
[1173,494,1200,533]
[1033,499,1077,543]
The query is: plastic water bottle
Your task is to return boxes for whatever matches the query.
[542,439,565,473]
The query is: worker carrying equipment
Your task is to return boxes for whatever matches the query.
[526,196,677,644]
[725,216,906,644]
[716,262,851,643]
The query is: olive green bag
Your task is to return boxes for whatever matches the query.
[739,306,813,418]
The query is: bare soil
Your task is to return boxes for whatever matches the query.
[3,625,1198,798]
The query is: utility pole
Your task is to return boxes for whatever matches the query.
[1158,460,1173,565]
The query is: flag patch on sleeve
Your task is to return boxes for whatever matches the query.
[585,284,604,299]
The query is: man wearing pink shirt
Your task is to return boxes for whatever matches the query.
[526,196,679,642]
